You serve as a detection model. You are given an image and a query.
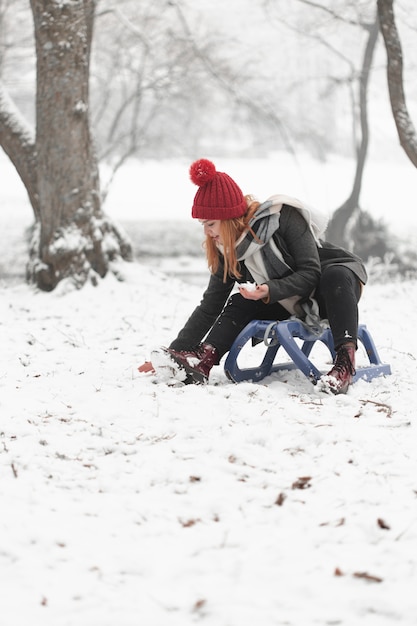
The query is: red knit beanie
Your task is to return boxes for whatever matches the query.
[189,159,247,220]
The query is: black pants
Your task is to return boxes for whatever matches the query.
[205,266,362,358]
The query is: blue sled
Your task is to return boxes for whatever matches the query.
[224,319,391,385]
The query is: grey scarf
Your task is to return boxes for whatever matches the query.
[232,195,327,330]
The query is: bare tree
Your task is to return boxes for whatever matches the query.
[264,1,382,252]
[377,0,417,167]
[325,12,380,250]
[0,0,131,291]
[92,0,290,196]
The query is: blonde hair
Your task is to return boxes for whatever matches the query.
[204,195,261,282]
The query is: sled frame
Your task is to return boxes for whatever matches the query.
[224,319,391,384]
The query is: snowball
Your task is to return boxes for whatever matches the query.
[239,281,257,292]
[150,348,187,385]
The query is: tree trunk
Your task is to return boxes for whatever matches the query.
[25,0,131,291]
[325,15,379,249]
[377,0,417,168]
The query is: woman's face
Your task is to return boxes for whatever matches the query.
[200,219,222,243]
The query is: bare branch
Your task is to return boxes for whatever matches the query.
[377,0,417,167]
[0,80,39,217]
[170,0,296,154]
[292,0,363,28]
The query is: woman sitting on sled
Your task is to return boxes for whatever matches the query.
[139,159,367,394]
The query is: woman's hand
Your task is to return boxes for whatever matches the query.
[239,283,269,301]
[138,361,155,373]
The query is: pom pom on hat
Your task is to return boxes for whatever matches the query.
[190,159,217,186]
[189,158,247,220]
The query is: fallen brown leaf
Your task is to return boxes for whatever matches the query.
[292,476,312,490]
[180,518,201,528]
[275,492,287,506]
[377,517,390,530]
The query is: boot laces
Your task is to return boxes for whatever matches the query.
[333,346,355,376]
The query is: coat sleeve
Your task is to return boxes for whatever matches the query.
[264,205,321,304]
[169,264,235,351]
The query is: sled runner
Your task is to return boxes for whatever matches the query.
[224,319,391,385]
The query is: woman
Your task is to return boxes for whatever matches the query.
[139,159,367,394]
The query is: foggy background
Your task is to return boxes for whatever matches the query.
[1,0,416,284]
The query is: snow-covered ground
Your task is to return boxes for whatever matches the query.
[1,151,417,625]
[1,259,417,626]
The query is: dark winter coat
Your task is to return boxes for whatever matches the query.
[170,203,367,351]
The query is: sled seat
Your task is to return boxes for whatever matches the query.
[224,319,391,384]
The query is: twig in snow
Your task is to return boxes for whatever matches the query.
[356,398,394,418]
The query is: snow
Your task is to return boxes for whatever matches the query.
[0,84,35,144]
[2,149,417,243]
[1,258,417,625]
[101,152,417,243]
[239,281,257,292]
[1,150,417,624]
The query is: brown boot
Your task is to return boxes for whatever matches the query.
[167,343,219,384]
[323,344,356,395]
